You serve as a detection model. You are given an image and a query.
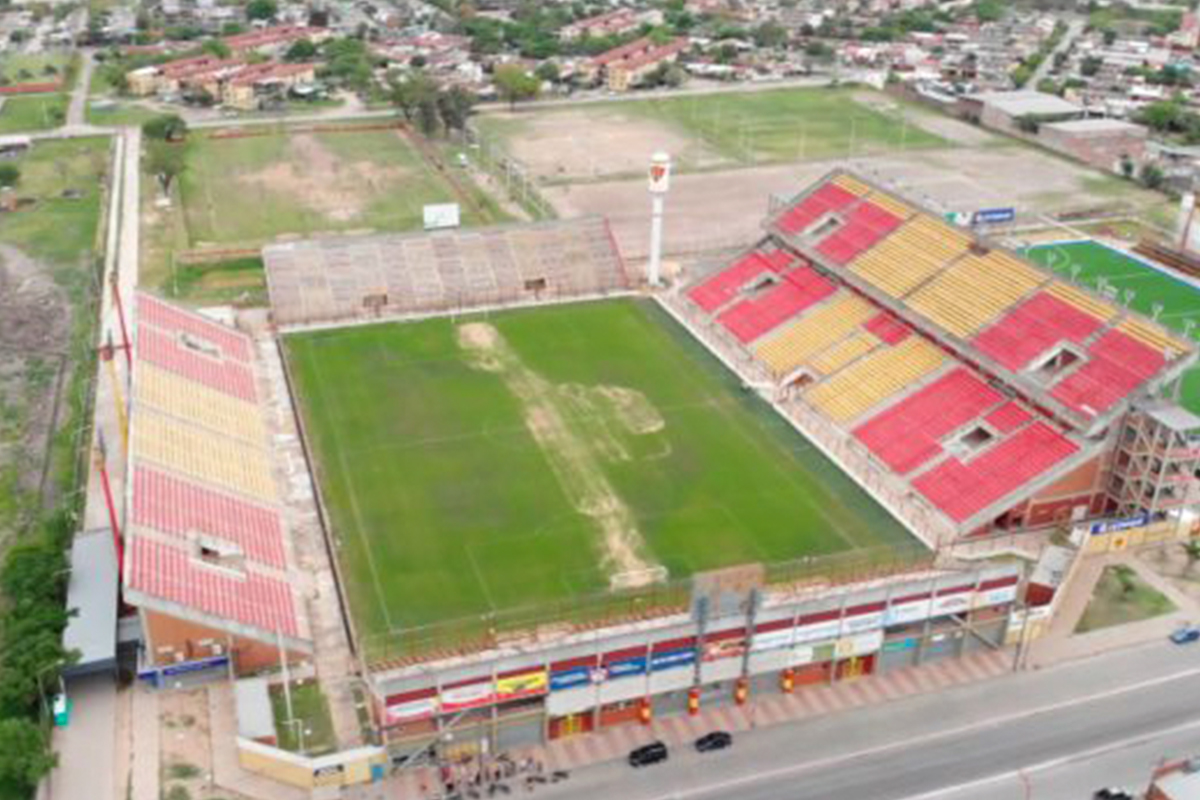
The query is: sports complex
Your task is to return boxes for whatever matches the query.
[118,168,1200,761]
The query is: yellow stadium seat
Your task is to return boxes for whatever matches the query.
[754,293,875,376]
[849,216,972,298]
[805,336,946,424]
[1046,282,1118,323]
[136,364,267,444]
[134,410,278,502]
[832,174,871,196]
[908,250,1047,338]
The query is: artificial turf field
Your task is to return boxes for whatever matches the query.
[286,299,912,642]
[1024,240,1200,414]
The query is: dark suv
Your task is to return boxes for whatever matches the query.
[695,731,733,753]
[629,741,669,768]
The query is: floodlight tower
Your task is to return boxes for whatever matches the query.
[647,151,672,287]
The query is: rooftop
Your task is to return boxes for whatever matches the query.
[973,90,1081,117]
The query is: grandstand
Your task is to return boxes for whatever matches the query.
[677,169,1197,536]
[262,216,629,327]
[125,295,311,673]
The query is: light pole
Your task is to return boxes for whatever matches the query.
[647,151,671,287]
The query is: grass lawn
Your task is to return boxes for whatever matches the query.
[86,101,160,128]
[629,87,945,164]
[0,52,69,84]
[0,94,67,133]
[269,680,337,756]
[165,255,268,305]
[1024,240,1200,412]
[1076,564,1175,633]
[286,298,913,651]
[0,137,109,273]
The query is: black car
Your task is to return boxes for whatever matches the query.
[628,741,669,768]
[1093,789,1134,800]
[694,731,733,753]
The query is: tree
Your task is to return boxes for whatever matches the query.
[284,39,318,62]
[0,164,20,188]
[416,94,441,137]
[535,60,560,84]
[1183,539,1200,571]
[437,86,476,133]
[246,0,277,21]
[146,141,187,195]
[1138,99,1186,133]
[387,71,436,122]
[142,114,188,142]
[753,20,787,49]
[1114,564,1138,597]
[493,64,540,110]
[1120,154,1135,179]
[0,718,55,796]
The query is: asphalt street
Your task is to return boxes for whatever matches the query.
[526,644,1200,800]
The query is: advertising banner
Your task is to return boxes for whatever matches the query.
[750,628,795,653]
[974,585,1018,608]
[495,670,548,701]
[972,207,1016,225]
[841,610,884,635]
[650,648,695,672]
[930,591,972,617]
[792,619,841,645]
[550,668,592,692]
[702,637,746,662]
[440,682,495,713]
[387,697,439,722]
[605,656,647,680]
[835,629,884,658]
[884,599,932,626]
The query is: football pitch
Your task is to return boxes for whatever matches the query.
[1024,240,1200,414]
[285,299,913,645]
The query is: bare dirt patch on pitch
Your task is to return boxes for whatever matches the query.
[457,321,665,585]
[238,133,406,222]
[487,107,729,182]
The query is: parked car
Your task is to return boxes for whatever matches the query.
[1170,625,1200,644]
[695,731,733,753]
[1093,789,1134,800]
[628,741,668,768]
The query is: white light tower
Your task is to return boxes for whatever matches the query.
[647,151,672,287]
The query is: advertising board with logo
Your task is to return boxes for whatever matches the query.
[440,682,495,713]
[792,619,841,645]
[835,629,884,658]
[387,696,439,722]
[974,584,1018,608]
[549,667,591,692]
[884,598,932,626]
[972,207,1016,226]
[751,628,795,653]
[650,648,695,672]
[930,591,972,617]
[496,670,548,701]
[604,656,647,680]
[702,636,746,662]
[841,610,884,634]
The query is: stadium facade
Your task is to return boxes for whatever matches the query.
[120,172,1200,757]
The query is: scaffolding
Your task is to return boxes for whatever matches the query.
[1109,400,1200,518]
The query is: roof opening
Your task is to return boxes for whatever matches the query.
[1032,345,1083,381]
[192,535,245,575]
[179,332,221,358]
[807,214,843,240]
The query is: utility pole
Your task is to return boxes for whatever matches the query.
[647,151,671,287]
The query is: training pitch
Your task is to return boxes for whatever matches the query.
[285,299,912,644]
[1025,240,1200,413]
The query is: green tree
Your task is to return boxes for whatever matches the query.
[1138,99,1187,133]
[416,94,441,137]
[436,85,476,132]
[753,20,787,49]
[146,141,188,194]
[1114,564,1138,597]
[493,64,540,110]
[142,113,189,142]
[534,60,560,84]
[246,0,277,21]
[0,164,20,188]
[387,71,436,122]
[0,719,55,796]
[1183,538,1200,571]
[202,39,231,58]
[284,39,318,62]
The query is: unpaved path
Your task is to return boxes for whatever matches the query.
[457,321,664,587]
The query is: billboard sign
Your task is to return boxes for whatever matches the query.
[702,636,746,662]
[971,207,1016,226]
[792,619,841,645]
[975,584,1018,608]
[841,610,884,635]
[1089,512,1150,535]
[751,628,795,653]
[930,591,972,617]
[423,203,461,231]
[884,599,932,626]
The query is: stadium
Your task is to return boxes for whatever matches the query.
[119,169,1200,759]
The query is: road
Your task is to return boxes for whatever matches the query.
[519,643,1200,800]
[1028,17,1085,89]
[66,49,94,129]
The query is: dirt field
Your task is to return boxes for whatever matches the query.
[548,144,1168,260]
[480,106,731,181]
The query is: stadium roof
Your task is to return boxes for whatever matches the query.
[262,216,630,327]
[684,170,1195,533]
[125,295,310,651]
[62,529,118,678]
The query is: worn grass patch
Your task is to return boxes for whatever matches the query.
[1076,565,1175,633]
[270,680,337,756]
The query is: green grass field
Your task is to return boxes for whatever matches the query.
[627,87,945,165]
[0,94,67,133]
[286,299,912,645]
[1024,240,1200,413]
